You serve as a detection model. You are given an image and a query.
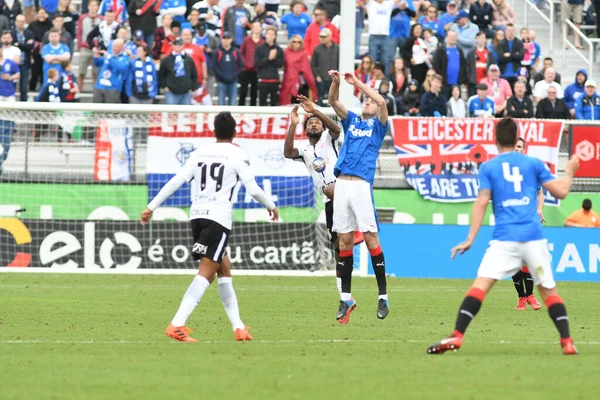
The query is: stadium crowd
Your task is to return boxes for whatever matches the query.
[0,0,598,120]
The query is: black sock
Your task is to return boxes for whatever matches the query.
[512,271,526,298]
[524,273,534,296]
[371,250,387,296]
[454,288,485,335]
[547,297,571,339]
[339,250,353,294]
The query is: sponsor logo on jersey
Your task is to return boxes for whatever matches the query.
[502,196,531,207]
[348,125,373,137]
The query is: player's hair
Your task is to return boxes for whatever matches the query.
[582,199,592,211]
[214,112,236,140]
[517,137,525,147]
[496,117,518,148]
[303,114,323,131]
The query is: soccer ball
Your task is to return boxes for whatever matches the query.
[312,157,327,173]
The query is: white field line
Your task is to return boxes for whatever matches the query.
[0,268,338,276]
[0,284,530,293]
[0,339,599,345]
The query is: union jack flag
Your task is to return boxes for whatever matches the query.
[396,142,489,174]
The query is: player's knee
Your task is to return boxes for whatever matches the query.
[363,233,380,249]
[338,233,354,250]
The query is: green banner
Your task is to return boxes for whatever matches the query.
[0,183,594,226]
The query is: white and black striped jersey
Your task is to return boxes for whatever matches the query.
[295,130,339,203]
[177,142,255,229]
[192,0,222,37]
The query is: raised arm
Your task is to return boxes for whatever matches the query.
[344,72,388,125]
[327,70,348,120]
[297,94,341,140]
[284,105,301,159]
[542,155,579,200]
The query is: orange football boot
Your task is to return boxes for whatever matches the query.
[516,297,527,311]
[527,294,542,310]
[165,324,198,342]
[235,326,253,341]
[561,338,578,355]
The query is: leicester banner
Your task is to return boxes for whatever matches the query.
[392,118,563,205]
[146,113,314,208]
[391,118,563,203]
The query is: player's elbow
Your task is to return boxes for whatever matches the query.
[283,149,295,159]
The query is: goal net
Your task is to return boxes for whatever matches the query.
[0,103,339,273]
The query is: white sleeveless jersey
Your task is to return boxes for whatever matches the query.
[176,142,254,229]
[295,130,339,203]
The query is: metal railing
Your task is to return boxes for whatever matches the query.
[562,19,597,80]
[523,0,555,54]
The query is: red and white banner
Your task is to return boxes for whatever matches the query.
[391,118,563,174]
[570,125,600,178]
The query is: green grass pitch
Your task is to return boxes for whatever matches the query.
[1,273,598,400]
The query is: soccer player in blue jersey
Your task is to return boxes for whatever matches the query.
[427,118,580,355]
[327,69,390,323]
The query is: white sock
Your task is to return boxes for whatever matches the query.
[341,292,352,301]
[378,294,388,301]
[171,275,210,327]
[218,277,245,331]
[336,277,342,297]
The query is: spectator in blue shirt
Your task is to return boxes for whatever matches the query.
[467,83,495,117]
[432,30,467,98]
[0,53,19,100]
[388,0,415,69]
[280,0,312,40]
[575,80,600,120]
[564,69,587,116]
[420,73,448,116]
[41,28,71,81]
[419,5,443,39]
[93,38,131,103]
[126,45,158,104]
[439,1,459,34]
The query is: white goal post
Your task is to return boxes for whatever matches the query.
[0,102,369,276]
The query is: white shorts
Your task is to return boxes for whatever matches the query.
[477,239,556,289]
[332,179,378,233]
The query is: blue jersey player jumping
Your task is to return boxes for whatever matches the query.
[427,118,580,356]
[327,69,390,324]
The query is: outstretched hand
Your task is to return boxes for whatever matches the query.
[451,238,473,259]
[290,105,299,125]
[343,72,359,86]
[297,94,316,114]
[140,208,153,225]
[328,70,341,83]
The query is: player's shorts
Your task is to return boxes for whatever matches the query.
[190,218,230,263]
[477,239,555,289]
[324,200,338,245]
[332,178,378,234]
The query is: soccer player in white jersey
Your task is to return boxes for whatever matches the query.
[427,118,580,355]
[328,69,390,323]
[140,112,279,343]
[511,137,543,311]
[283,96,346,298]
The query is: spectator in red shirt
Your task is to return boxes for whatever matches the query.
[181,28,207,86]
[239,21,263,106]
[466,31,493,96]
[152,13,173,60]
[279,34,317,105]
[303,6,339,58]
[160,20,181,58]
